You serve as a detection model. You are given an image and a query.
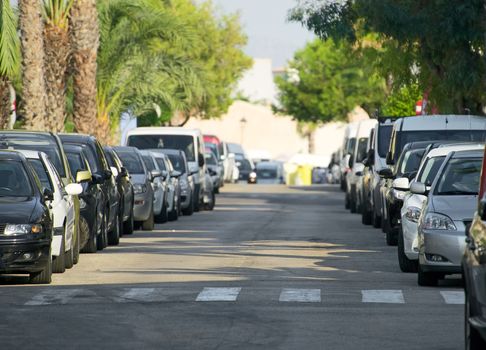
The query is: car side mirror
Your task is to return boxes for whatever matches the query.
[392,177,410,191]
[150,170,162,181]
[198,153,205,167]
[103,169,112,180]
[119,166,128,178]
[378,168,394,179]
[65,183,83,196]
[220,155,226,161]
[410,182,427,195]
[171,170,182,178]
[386,151,394,165]
[110,166,119,178]
[92,173,104,184]
[43,187,54,201]
[76,170,92,183]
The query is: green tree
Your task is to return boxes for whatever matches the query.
[290,0,486,115]
[275,38,385,123]
[382,84,422,117]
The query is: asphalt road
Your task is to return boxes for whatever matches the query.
[0,184,463,350]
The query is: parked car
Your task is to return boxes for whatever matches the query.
[151,149,193,216]
[103,146,135,235]
[60,134,120,247]
[0,150,53,284]
[0,131,81,261]
[19,150,83,274]
[205,152,223,192]
[463,146,486,350]
[399,144,484,273]
[220,141,236,183]
[340,122,360,191]
[152,151,181,221]
[205,143,224,190]
[126,127,206,212]
[141,151,168,223]
[345,119,377,213]
[114,146,155,230]
[235,154,257,183]
[202,169,216,210]
[256,161,285,184]
[415,149,483,286]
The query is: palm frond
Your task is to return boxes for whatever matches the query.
[0,0,20,78]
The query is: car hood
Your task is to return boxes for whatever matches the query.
[0,196,39,223]
[431,195,477,221]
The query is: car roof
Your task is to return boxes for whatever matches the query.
[396,115,486,131]
[15,149,43,160]
[59,133,95,143]
[126,127,202,137]
[451,149,485,159]
[0,149,27,161]
[425,144,484,158]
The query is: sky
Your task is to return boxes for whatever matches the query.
[213,0,315,68]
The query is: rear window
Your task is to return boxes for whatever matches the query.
[116,151,145,174]
[128,135,195,162]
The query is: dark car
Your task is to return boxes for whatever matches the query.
[0,150,53,284]
[256,161,284,184]
[104,146,135,235]
[0,131,81,263]
[60,134,120,247]
[235,155,257,184]
[463,145,486,350]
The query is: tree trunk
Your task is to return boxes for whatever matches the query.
[18,0,47,130]
[70,0,99,135]
[44,24,70,132]
[0,78,10,129]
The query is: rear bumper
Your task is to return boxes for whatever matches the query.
[0,240,50,273]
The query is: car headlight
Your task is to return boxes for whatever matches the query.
[249,172,257,179]
[79,198,87,209]
[393,189,406,200]
[133,183,147,194]
[4,224,42,236]
[423,212,457,230]
[405,206,421,223]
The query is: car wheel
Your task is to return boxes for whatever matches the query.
[142,210,155,231]
[123,211,134,235]
[73,226,80,264]
[350,190,357,213]
[168,197,179,221]
[384,216,397,246]
[345,192,350,210]
[30,251,52,284]
[108,214,120,246]
[81,216,97,253]
[398,228,418,272]
[372,209,381,228]
[182,195,194,216]
[194,188,201,212]
[417,263,440,286]
[204,191,216,211]
[52,229,66,274]
[465,293,486,349]
[155,198,168,223]
[97,214,107,251]
[361,205,372,225]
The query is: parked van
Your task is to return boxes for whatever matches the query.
[125,127,205,211]
[340,122,360,191]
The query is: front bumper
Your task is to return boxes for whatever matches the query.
[134,192,152,221]
[0,240,51,274]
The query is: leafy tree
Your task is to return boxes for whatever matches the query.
[290,0,486,115]
[275,38,385,123]
[382,84,422,117]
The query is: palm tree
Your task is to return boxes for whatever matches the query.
[19,0,48,130]
[0,0,20,129]
[69,0,99,135]
[42,0,73,132]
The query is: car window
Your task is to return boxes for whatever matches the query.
[155,157,167,171]
[96,142,109,170]
[377,125,393,158]
[27,159,53,192]
[399,149,424,176]
[418,156,446,186]
[356,137,368,163]
[128,135,196,162]
[0,160,34,197]
[436,158,482,195]
[45,159,63,192]
[142,155,156,172]
[116,151,145,174]
[67,152,88,176]
[104,150,116,168]
[167,154,186,173]
[257,167,277,179]
[82,145,99,174]
[204,153,217,165]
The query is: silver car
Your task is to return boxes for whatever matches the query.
[140,151,168,223]
[414,149,483,286]
[114,147,155,231]
[152,152,181,221]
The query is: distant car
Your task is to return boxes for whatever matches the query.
[151,151,181,221]
[103,146,135,235]
[0,150,53,284]
[235,155,256,183]
[114,147,155,230]
[415,149,483,286]
[141,151,168,223]
[463,146,486,350]
[205,152,223,192]
[256,162,285,184]
[19,150,83,274]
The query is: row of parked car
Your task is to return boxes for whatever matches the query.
[0,127,232,285]
[333,114,486,349]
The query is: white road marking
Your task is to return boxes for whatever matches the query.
[196,287,241,302]
[440,291,465,305]
[279,288,321,303]
[25,289,83,306]
[118,288,155,302]
[361,290,405,304]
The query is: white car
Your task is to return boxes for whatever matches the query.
[19,150,82,273]
[399,143,485,272]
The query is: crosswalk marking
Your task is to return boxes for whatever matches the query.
[118,288,155,302]
[361,290,405,304]
[25,289,83,306]
[196,287,241,302]
[279,288,321,303]
[440,291,465,305]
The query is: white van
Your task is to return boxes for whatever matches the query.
[125,127,206,211]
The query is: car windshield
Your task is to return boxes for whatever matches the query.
[116,151,145,174]
[398,130,486,154]
[257,167,277,179]
[398,149,425,177]
[0,160,33,197]
[155,158,167,171]
[205,153,217,165]
[167,154,186,173]
[346,138,356,155]
[128,135,195,162]
[377,125,393,158]
[356,137,368,163]
[205,143,219,158]
[28,159,52,191]
[417,156,446,186]
[0,135,65,177]
[66,152,88,176]
[436,158,482,195]
[142,155,156,172]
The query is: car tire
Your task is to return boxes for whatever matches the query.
[361,206,372,225]
[417,263,440,286]
[30,251,52,284]
[398,228,418,272]
[97,214,107,251]
[123,211,134,235]
[194,187,201,212]
[108,214,120,246]
[168,197,179,221]
[142,210,154,231]
[52,230,66,274]
[182,196,194,216]
[384,216,397,246]
[73,227,80,264]
[345,193,350,210]
[204,192,216,211]
[350,190,357,213]
[372,209,381,228]
[155,198,168,223]
[465,293,486,350]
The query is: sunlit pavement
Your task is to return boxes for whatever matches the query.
[0,184,462,349]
